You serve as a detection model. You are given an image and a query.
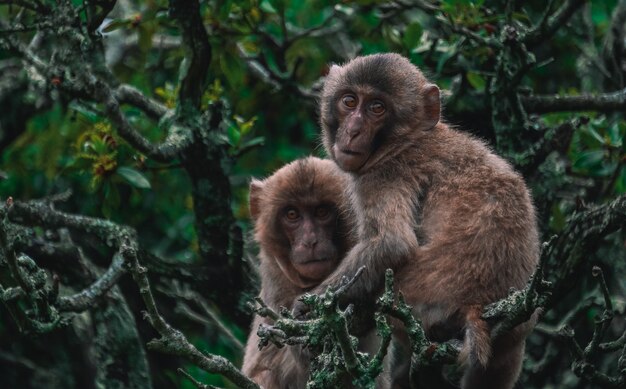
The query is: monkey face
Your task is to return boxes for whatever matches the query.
[332,89,388,172]
[279,203,339,282]
[249,157,354,289]
[320,53,441,173]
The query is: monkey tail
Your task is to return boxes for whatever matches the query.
[458,305,491,368]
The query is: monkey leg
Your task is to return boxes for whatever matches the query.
[386,331,411,389]
[386,327,457,389]
[460,329,526,389]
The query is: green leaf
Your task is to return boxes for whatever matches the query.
[591,162,617,178]
[137,23,155,53]
[382,25,402,46]
[219,51,245,87]
[608,123,623,147]
[239,137,265,150]
[69,102,100,122]
[573,150,605,170]
[403,23,423,49]
[227,125,241,146]
[91,138,110,155]
[236,116,257,136]
[117,166,151,189]
[615,167,626,194]
[333,4,354,16]
[436,50,454,75]
[260,0,277,14]
[102,182,121,218]
[586,127,606,145]
[466,72,486,91]
[101,19,131,33]
[549,203,566,232]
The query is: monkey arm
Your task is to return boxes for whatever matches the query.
[242,315,266,376]
[292,227,417,318]
[310,192,419,302]
[242,315,287,387]
[315,234,415,302]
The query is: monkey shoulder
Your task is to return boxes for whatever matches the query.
[257,257,301,307]
[429,129,529,194]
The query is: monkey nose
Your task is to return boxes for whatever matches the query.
[302,239,318,248]
[348,128,361,139]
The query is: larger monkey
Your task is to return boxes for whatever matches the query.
[242,157,356,388]
[298,53,539,389]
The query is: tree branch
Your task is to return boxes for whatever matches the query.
[523,0,588,48]
[169,0,211,109]
[97,79,191,162]
[523,88,626,113]
[0,0,49,13]
[546,194,626,307]
[122,242,259,389]
[56,251,126,312]
[6,198,258,388]
[115,84,169,120]
[2,36,190,163]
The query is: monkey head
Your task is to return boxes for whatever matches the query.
[249,157,353,289]
[320,53,441,173]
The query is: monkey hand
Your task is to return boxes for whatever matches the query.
[292,284,327,319]
[292,298,311,320]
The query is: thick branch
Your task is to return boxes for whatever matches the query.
[516,119,577,174]
[8,201,134,245]
[4,37,189,163]
[115,84,169,119]
[98,81,190,162]
[603,0,626,88]
[0,0,49,13]
[85,0,116,33]
[484,194,626,336]
[169,0,211,108]
[523,89,626,113]
[56,252,126,312]
[6,198,257,388]
[524,0,588,48]
[122,243,259,389]
[547,194,626,305]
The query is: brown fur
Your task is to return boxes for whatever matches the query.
[310,53,540,389]
[242,156,356,388]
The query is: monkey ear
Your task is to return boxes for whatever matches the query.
[327,64,341,77]
[249,179,265,221]
[422,84,441,130]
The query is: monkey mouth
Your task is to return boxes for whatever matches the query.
[295,257,335,280]
[340,149,362,156]
[299,257,331,264]
[335,147,370,172]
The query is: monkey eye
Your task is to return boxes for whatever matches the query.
[369,100,385,115]
[342,94,357,109]
[315,206,331,219]
[285,208,300,221]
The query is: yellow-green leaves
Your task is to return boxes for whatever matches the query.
[224,115,264,157]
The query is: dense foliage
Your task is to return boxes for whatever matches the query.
[0,0,624,388]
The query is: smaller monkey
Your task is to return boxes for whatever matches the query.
[242,156,356,388]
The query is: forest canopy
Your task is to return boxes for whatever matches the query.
[0,0,625,388]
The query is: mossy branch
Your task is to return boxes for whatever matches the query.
[523,88,626,113]
[1,26,188,163]
[523,0,588,48]
[2,198,258,389]
[253,195,626,387]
